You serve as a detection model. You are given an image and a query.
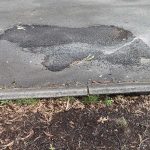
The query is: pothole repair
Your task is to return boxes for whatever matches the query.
[1,24,149,71]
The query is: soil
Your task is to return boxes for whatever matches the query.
[0,95,150,150]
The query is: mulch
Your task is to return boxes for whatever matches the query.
[0,95,150,150]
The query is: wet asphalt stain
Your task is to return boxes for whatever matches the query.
[0,24,150,71]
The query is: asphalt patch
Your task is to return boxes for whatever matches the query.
[1,24,149,71]
[0,25,134,47]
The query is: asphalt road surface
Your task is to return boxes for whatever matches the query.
[0,0,150,98]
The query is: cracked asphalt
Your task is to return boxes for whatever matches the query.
[0,0,150,95]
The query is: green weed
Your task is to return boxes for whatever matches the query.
[13,98,38,105]
[82,95,99,104]
[0,100,12,105]
[103,97,113,106]
[0,98,38,106]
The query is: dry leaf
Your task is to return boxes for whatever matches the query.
[97,116,109,124]
[21,129,34,141]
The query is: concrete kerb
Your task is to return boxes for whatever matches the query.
[0,87,88,100]
[0,83,150,100]
[89,83,150,95]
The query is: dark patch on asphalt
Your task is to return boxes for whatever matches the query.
[0,25,134,47]
[1,24,150,71]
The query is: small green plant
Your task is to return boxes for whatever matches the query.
[82,95,99,104]
[0,100,12,105]
[0,98,38,106]
[103,97,113,106]
[49,144,55,150]
[13,98,38,105]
